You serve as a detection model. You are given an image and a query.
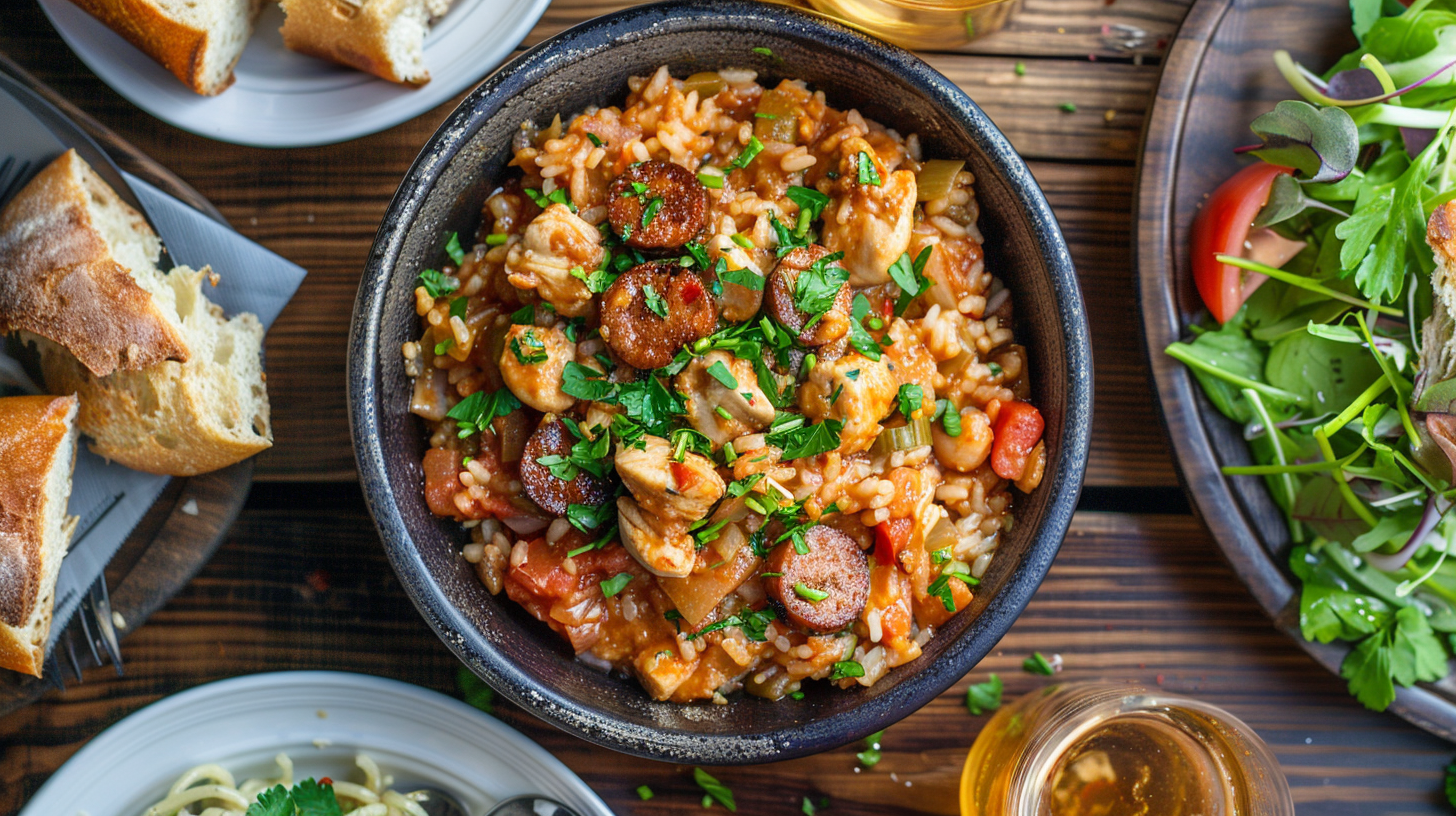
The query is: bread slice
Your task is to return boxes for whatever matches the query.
[30,264,273,477]
[279,0,434,85]
[0,149,189,378]
[66,0,262,95]
[0,395,79,678]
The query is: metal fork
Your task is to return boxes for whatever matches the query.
[41,575,124,692]
[0,155,33,204]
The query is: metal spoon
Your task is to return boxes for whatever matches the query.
[414,788,581,816]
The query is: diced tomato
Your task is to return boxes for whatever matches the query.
[1189,162,1292,323]
[320,777,333,786]
[873,517,913,566]
[681,276,703,304]
[423,448,464,518]
[670,460,699,491]
[991,401,1045,481]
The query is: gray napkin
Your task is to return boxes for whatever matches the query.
[31,175,306,651]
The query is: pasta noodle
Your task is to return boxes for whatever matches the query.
[144,753,430,816]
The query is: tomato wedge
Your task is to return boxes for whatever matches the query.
[1189,163,1292,323]
[991,401,1045,481]
[873,517,913,566]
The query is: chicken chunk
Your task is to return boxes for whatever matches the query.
[617,495,696,578]
[797,352,898,454]
[675,351,775,449]
[820,138,917,286]
[498,323,576,413]
[505,203,603,317]
[708,234,767,322]
[615,435,726,521]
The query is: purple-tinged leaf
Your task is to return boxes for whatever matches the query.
[1250,100,1360,183]
[1327,68,1385,101]
[1292,475,1368,544]
[1402,127,1439,158]
[1253,173,1349,227]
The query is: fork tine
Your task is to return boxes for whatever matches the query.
[64,627,84,683]
[0,158,31,203]
[77,598,103,667]
[89,576,123,675]
[44,649,65,692]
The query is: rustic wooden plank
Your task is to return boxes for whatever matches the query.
[1,495,1448,813]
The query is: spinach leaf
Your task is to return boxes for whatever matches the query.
[1264,330,1384,412]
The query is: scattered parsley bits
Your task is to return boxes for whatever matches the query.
[730,233,754,249]
[694,768,737,812]
[714,405,733,420]
[830,660,865,680]
[801,796,817,816]
[525,186,577,213]
[686,607,777,642]
[698,168,725,188]
[786,185,831,225]
[570,264,619,294]
[600,573,634,598]
[847,295,882,361]
[721,266,764,291]
[706,360,739,390]
[643,284,670,318]
[887,246,934,314]
[511,331,548,365]
[846,369,860,381]
[897,383,924,419]
[485,233,508,246]
[1023,652,1056,675]
[857,151,882,186]
[790,690,806,700]
[941,402,963,437]
[1014,61,1026,76]
[587,132,605,148]
[449,296,469,321]
[1059,102,1078,113]
[642,196,665,227]
[636,785,654,801]
[794,582,830,602]
[567,501,612,533]
[417,268,458,298]
[729,136,765,170]
[856,730,884,767]
[987,361,1004,377]
[1446,759,1456,808]
[247,779,342,816]
[434,337,455,355]
[458,664,495,714]
[445,232,466,265]
[751,46,774,58]
[446,388,522,438]
[792,252,849,316]
[965,674,1004,715]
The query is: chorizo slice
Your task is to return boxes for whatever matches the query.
[600,261,719,370]
[519,419,612,516]
[763,525,870,634]
[765,245,853,347]
[608,160,709,249]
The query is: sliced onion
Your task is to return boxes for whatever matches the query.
[923,515,958,554]
[916,159,965,202]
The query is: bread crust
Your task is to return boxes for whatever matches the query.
[0,395,78,678]
[0,150,190,378]
[67,0,242,95]
[280,0,430,84]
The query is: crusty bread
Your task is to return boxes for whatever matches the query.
[0,149,189,378]
[279,0,434,85]
[66,0,262,95]
[30,265,273,477]
[0,395,79,678]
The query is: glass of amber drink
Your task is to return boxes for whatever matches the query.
[802,0,1020,51]
[961,683,1294,816]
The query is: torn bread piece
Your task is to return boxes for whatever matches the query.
[279,0,438,85]
[0,149,189,377]
[0,395,79,678]
[65,0,263,95]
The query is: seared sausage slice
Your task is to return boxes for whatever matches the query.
[763,525,870,634]
[600,261,719,370]
[519,419,612,516]
[765,245,853,347]
[608,160,709,249]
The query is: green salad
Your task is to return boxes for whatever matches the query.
[1168,0,1456,711]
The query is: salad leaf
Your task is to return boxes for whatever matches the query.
[1292,545,1394,642]
[1249,100,1360,182]
[1264,330,1384,412]
[1166,318,1271,422]
[1292,477,1371,544]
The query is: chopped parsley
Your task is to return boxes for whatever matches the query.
[561,362,615,400]
[245,779,342,816]
[846,369,860,381]
[792,252,848,317]
[847,294,882,361]
[1023,652,1056,676]
[458,664,495,714]
[887,246,933,315]
[448,297,469,321]
[567,501,613,532]
[857,151,882,186]
[510,304,535,324]
[896,383,924,419]
[636,785,654,801]
[571,264,619,294]
[445,232,466,265]
[587,132,605,148]
[698,169,725,189]
[642,197,664,228]
[417,268,458,298]
[446,388,522,438]
[1059,102,1078,113]
[939,400,963,437]
[524,186,576,213]
[927,569,979,611]
[685,607,776,642]
[485,233,508,246]
[856,730,884,767]
[769,211,810,256]
[600,573,633,598]
[830,660,865,680]
[730,233,755,249]
[729,136,765,170]
[769,418,843,461]
[786,185,830,226]
[721,266,764,291]
[751,46,775,58]
[643,284,670,319]
[510,331,548,365]
[987,361,1003,377]
[434,337,455,355]
[965,674,1004,716]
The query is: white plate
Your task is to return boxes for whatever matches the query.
[18,671,615,816]
[36,0,549,147]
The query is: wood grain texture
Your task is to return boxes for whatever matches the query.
[2,492,1451,815]
[0,0,1180,487]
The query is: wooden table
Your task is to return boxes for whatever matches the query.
[1,1,1452,813]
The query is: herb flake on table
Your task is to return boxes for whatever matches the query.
[966,673,1003,715]
[694,768,737,812]
[457,664,496,714]
[637,785,654,801]
[1023,651,1056,675]
[856,730,884,767]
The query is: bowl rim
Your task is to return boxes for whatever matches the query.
[349,0,1092,763]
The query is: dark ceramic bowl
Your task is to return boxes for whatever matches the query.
[349,0,1091,763]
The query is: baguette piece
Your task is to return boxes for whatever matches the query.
[31,264,273,477]
[279,0,433,85]
[0,149,189,378]
[66,0,262,95]
[0,395,79,678]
